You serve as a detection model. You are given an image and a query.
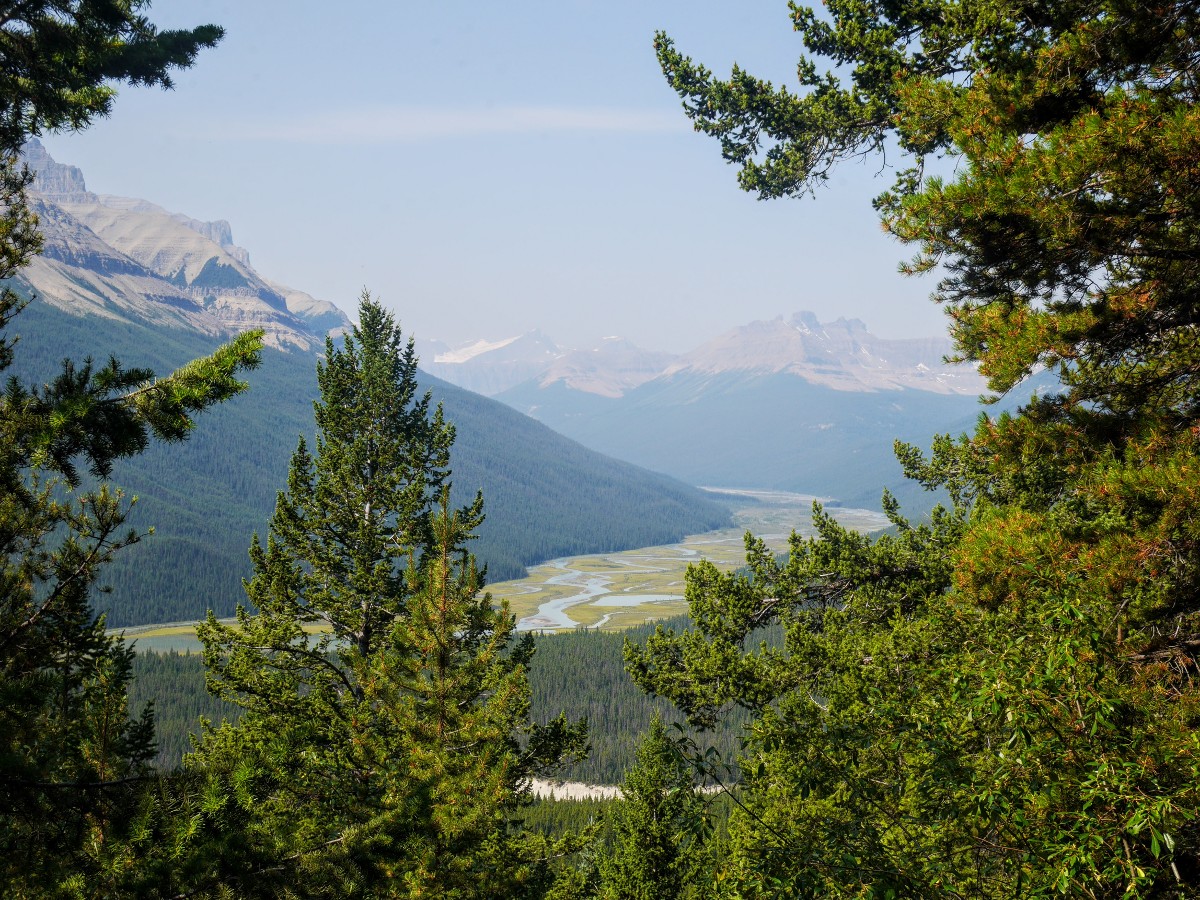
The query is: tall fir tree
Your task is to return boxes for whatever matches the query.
[195,292,586,898]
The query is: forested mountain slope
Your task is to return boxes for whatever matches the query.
[10,298,728,626]
[7,165,731,628]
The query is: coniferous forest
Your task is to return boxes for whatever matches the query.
[129,618,750,786]
[5,2,1200,898]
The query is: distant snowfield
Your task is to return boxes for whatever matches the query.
[527,778,724,801]
[434,335,522,364]
[528,778,621,801]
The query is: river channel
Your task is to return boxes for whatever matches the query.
[500,487,889,632]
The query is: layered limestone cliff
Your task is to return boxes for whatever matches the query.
[19,196,227,335]
[19,140,350,350]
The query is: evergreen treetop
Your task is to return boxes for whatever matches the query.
[0,0,223,153]
[598,716,708,900]
[195,292,587,898]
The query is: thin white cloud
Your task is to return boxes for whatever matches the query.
[219,105,688,143]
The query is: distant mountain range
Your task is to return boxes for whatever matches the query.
[418,332,680,399]
[658,311,983,395]
[9,142,731,627]
[420,313,997,511]
[420,311,984,399]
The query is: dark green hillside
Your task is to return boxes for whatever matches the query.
[128,651,240,768]
[529,620,748,785]
[130,617,746,784]
[11,297,729,626]
[518,797,613,841]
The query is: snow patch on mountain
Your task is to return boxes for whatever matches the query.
[435,335,523,364]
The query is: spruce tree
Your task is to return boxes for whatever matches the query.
[195,293,586,898]
[598,717,707,900]
[0,0,223,152]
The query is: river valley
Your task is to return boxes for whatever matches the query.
[117,488,889,649]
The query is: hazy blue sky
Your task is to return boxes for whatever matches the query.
[41,1,950,353]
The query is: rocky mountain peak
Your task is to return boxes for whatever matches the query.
[23,138,95,203]
[15,141,351,351]
[87,195,254,268]
[790,310,823,333]
[665,311,984,394]
[536,338,678,398]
